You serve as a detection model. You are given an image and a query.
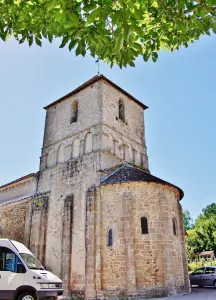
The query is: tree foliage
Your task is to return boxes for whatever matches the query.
[0,0,216,67]
[186,203,216,254]
[201,203,216,219]
[183,209,193,230]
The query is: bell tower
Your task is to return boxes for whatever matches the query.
[29,75,149,291]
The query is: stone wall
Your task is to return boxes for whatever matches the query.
[0,175,37,204]
[85,182,190,299]
[40,78,148,173]
[0,198,31,244]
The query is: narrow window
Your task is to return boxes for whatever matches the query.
[119,99,125,122]
[108,229,113,246]
[70,100,78,123]
[173,218,177,236]
[141,217,148,234]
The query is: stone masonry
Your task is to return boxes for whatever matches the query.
[0,75,190,299]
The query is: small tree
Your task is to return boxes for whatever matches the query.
[183,210,193,231]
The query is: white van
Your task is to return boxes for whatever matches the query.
[0,239,63,300]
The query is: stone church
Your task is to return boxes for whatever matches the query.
[0,75,190,298]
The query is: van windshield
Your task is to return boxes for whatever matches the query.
[20,253,44,270]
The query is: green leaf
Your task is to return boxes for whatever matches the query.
[212,23,216,34]
[114,34,124,53]
[152,52,158,62]
[59,36,70,48]
[86,8,100,24]
[48,32,53,43]
[112,11,120,24]
[28,35,33,46]
[83,3,97,12]
[19,36,26,44]
[42,29,47,38]
[69,39,78,51]
[35,37,42,46]
[143,52,150,62]
[75,39,86,56]
[152,1,158,8]
[128,61,135,67]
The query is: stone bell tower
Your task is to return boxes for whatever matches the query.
[26,74,189,298]
[28,75,149,289]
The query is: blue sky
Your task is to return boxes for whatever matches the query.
[0,34,215,220]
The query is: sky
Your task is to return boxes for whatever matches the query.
[0,34,215,220]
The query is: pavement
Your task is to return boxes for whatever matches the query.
[147,287,216,299]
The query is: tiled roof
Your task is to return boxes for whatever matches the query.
[198,251,214,256]
[0,173,37,190]
[44,74,148,110]
[100,164,184,200]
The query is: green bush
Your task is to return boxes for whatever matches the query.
[188,259,216,272]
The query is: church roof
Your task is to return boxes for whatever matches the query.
[0,173,37,190]
[100,164,184,200]
[44,74,148,110]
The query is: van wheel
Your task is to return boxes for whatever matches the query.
[17,293,36,300]
[213,280,216,288]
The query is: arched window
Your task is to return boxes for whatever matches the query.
[70,100,78,123]
[172,218,177,236]
[119,99,125,122]
[141,217,148,234]
[108,229,113,246]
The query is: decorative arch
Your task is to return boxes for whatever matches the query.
[128,145,133,162]
[172,218,178,236]
[72,138,79,158]
[57,144,65,163]
[117,139,124,159]
[132,148,137,164]
[47,148,56,167]
[119,98,125,122]
[85,132,93,153]
[70,100,78,123]
[104,133,114,154]
[141,216,148,234]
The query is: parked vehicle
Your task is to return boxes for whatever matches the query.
[0,239,63,300]
[189,266,216,287]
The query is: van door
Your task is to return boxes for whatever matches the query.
[0,246,26,300]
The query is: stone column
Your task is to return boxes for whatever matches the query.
[95,189,102,298]
[61,195,73,292]
[123,191,136,294]
[85,187,96,299]
[30,194,49,262]
[178,203,191,294]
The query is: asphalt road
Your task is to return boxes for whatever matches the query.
[147,287,216,299]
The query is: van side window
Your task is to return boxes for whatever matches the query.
[0,247,25,273]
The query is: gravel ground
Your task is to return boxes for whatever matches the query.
[60,288,216,300]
